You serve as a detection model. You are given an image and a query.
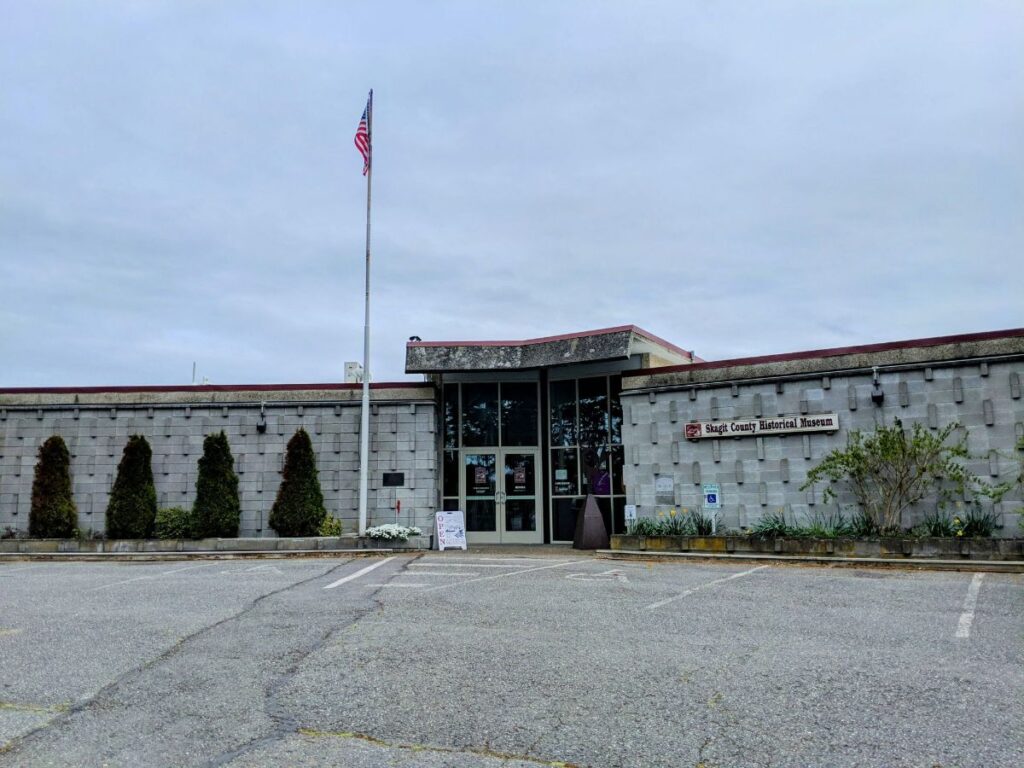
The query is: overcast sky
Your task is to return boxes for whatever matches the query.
[1,1,1021,387]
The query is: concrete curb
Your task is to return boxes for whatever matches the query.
[0,549,398,562]
[598,549,1024,573]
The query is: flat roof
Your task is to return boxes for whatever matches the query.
[623,327,1024,389]
[405,325,696,373]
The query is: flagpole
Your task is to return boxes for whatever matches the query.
[357,89,373,537]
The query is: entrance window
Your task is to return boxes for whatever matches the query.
[441,382,542,538]
[548,375,627,539]
[461,383,499,447]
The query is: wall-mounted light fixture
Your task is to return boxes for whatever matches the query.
[256,401,268,434]
[870,366,885,405]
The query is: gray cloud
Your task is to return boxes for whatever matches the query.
[1,0,1021,385]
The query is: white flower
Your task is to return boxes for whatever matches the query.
[365,524,423,541]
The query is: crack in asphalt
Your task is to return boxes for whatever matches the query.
[0,557,364,762]
[201,552,424,767]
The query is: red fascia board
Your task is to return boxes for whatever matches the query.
[0,382,427,396]
[629,328,1024,378]
[407,324,693,359]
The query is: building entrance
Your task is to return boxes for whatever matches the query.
[462,449,542,544]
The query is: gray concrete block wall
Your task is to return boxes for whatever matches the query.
[0,395,437,537]
[622,360,1024,536]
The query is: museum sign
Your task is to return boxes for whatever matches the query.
[684,413,840,440]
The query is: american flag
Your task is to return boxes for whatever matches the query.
[354,96,371,175]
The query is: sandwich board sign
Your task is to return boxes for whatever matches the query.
[435,510,467,551]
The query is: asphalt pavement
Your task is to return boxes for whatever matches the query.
[0,552,1020,767]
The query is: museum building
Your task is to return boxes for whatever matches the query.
[1,325,1022,541]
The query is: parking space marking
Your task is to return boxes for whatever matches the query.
[567,569,629,584]
[644,565,770,610]
[86,562,219,591]
[396,570,481,577]
[410,562,533,569]
[955,573,985,639]
[0,565,44,576]
[421,560,578,592]
[323,557,396,589]
[367,583,429,589]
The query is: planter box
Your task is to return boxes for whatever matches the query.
[608,534,1024,561]
[644,535,683,552]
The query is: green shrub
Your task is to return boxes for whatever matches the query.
[269,429,326,537]
[156,507,195,539]
[658,510,693,535]
[193,432,241,538]
[29,436,78,538]
[319,514,344,537]
[953,504,1000,538]
[628,517,660,535]
[750,510,792,539]
[689,509,715,536]
[912,510,955,538]
[804,511,852,539]
[848,509,880,538]
[106,435,158,538]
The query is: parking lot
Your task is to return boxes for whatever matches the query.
[0,552,1021,767]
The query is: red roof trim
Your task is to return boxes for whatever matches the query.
[628,328,1024,378]
[0,382,427,396]
[407,325,692,359]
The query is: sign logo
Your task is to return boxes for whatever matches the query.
[684,423,703,439]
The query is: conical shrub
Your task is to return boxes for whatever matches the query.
[269,428,326,537]
[193,431,241,538]
[106,435,157,538]
[30,436,78,538]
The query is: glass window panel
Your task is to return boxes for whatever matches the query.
[464,453,496,497]
[609,445,625,496]
[504,500,536,532]
[550,448,578,496]
[503,453,536,497]
[500,382,538,447]
[578,376,609,447]
[609,375,623,445]
[548,379,577,447]
[581,446,611,496]
[442,498,460,511]
[552,497,582,541]
[461,383,498,447]
[443,383,459,448]
[596,497,612,538]
[612,497,626,535]
[466,499,496,531]
[442,450,459,497]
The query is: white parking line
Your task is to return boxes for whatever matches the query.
[396,570,480,577]
[410,562,531,569]
[955,573,985,639]
[323,557,396,589]
[366,583,429,589]
[87,562,219,592]
[644,565,770,611]
[421,560,578,592]
[0,565,42,576]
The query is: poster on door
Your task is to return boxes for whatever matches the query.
[512,463,527,493]
[436,510,468,551]
[473,465,490,495]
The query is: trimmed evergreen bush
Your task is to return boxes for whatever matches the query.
[106,435,157,538]
[155,506,195,539]
[29,436,78,538]
[193,431,241,538]
[269,428,326,537]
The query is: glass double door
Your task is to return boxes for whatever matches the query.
[463,450,542,544]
